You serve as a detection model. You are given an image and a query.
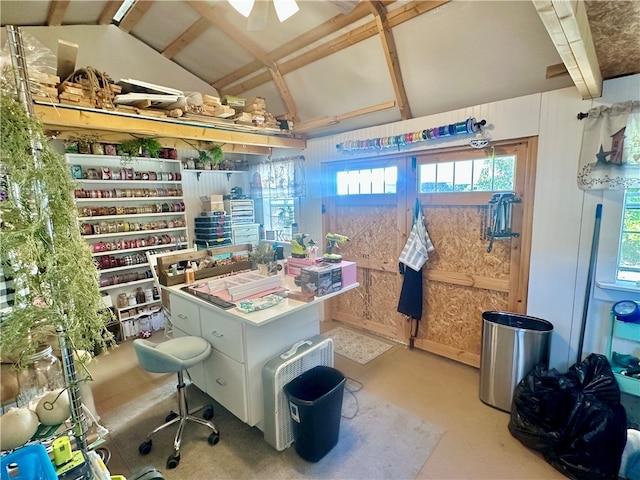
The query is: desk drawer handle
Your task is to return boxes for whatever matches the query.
[211,330,224,338]
[215,378,227,386]
[178,314,187,319]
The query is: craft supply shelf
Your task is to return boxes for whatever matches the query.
[67,153,190,341]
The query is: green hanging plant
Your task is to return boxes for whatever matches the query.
[198,145,224,168]
[0,82,115,364]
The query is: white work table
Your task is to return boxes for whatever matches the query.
[163,275,358,428]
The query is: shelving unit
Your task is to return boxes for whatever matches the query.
[67,153,190,341]
[224,199,260,246]
[607,309,640,396]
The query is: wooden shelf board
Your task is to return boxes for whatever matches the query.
[35,103,306,150]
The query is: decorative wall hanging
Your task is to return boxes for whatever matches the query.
[577,100,640,190]
[336,118,486,152]
[256,155,306,198]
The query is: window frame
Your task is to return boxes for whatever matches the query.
[596,189,640,295]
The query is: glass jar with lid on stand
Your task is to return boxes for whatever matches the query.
[18,345,65,407]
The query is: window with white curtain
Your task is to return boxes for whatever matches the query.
[254,156,305,241]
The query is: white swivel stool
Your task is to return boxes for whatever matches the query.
[133,336,219,469]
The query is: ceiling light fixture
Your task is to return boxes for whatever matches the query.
[228,0,255,18]
[273,0,299,22]
[228,0,299,23]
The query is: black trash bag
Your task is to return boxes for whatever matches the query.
[509,354,627,480]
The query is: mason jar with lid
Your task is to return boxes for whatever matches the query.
[18,345,65,406]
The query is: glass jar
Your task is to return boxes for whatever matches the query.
[18,345,65,406]
[136,287,146,305]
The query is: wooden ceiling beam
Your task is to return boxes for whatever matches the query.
[186,1,299,122]
[118,0,154,33]
[368,1,412,120]
[293,100,396,133]
[162,17,211,59]
[223,0,449,96]
[186,1,274,67]
[213,1,385,91]
[269,66,299,123]
[46,0,70,26]
[533,0,602,99]
[97,1,124,25]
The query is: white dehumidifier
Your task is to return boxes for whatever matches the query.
[262,335,334,451]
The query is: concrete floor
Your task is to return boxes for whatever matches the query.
[90,322,567,479]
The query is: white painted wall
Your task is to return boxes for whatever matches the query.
[2,25,219,95]
[301,74,640,371]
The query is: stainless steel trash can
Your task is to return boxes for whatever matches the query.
[479,311,553,412]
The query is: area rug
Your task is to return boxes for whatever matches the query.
[324,326,394,364]
[102,378,443,479]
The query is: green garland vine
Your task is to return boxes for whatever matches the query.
[1,85,115,363]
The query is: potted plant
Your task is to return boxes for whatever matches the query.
[118,137,163,160]
[198,145,224,170]
[248,243,275,275]
[0,85,114,367]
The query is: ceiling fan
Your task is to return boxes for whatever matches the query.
[228,0,359,31]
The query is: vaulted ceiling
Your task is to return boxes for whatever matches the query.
[2,0,639,138]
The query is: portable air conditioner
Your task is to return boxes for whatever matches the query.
[262,335,334,451]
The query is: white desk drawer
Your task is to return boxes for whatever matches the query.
[203,350,247,423]
[200,308,244,362]
[170,294,201,335]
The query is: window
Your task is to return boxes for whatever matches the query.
[254,156,305,241]
[618,188,640,283]
[418,155,515,193]
[336,166,397,195]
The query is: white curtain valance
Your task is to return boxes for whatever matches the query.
[256,155,306,198]
[577,100,640,190]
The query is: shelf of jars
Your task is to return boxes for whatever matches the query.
[67,154,189,341]
[82,226,187,240]
[91,241,189,257]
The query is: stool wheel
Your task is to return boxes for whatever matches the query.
[138,439,153,455]
[208,432,220,445]
[203,406,214,420]
[165,411,178,422]
[166,454,180,469]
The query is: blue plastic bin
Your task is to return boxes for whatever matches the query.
[1,444,57,480]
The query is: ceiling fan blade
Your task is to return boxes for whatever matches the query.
[273,0,298,22]
[247,0,269,31]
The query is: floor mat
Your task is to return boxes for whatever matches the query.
[324,326,394,364]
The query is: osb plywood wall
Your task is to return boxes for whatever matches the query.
[424,206,510,279]
[329,204,399,267]
[327,203,403,338]
[329,201,514,365]
[419,282,508,362]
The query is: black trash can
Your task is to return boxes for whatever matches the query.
[479,311,553,412]
[283,365,346,462]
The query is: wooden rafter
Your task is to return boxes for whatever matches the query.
[187,1,274,67]
[213,1,384,91]
[186,0,299,121]
[293,100,396,133]
[163,17,211,59]
[118,0,154,33]
[368,1,412,120]
[223,0,449,96]
[533,0,602,99]
[46,0,70,26]
[97,1,124,25]
[269,66,299,123]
